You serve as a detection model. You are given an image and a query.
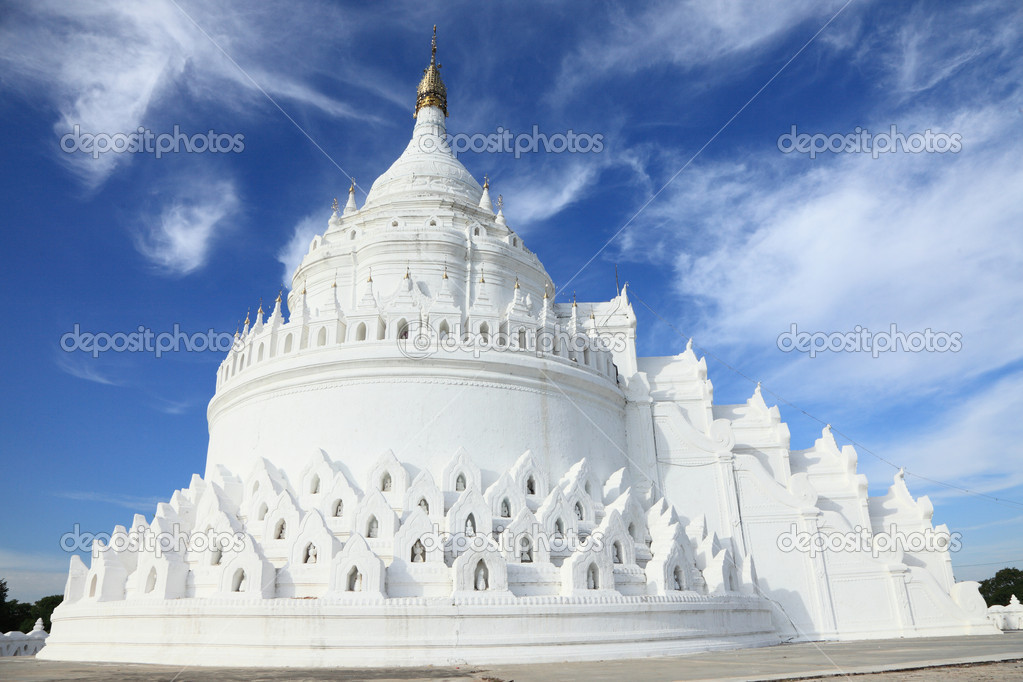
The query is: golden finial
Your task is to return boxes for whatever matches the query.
[479,265,485,284]
[276,288,282,304]
[442,264,449,279]
[349,177,356,193]
[483,174,489,190]
[414,25,448,117]
[404,264,411,279]
[589,311,595,320]
[244,308,250,326]
[572,293,577,308]
[367,268,373,283]
[302,281,306,296]
[514,278,520,290]
[331,197,339,214]
[257,297,264,317]
[234,323,240,338]
[543,284,550,299]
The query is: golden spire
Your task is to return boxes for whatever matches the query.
[404,264,411,279]
[276,289,282,304]
[367,268,373,283]
[483,174,489,189]
[257,298,264,317]
[414,25,448,117]
[349,178,356,193]
[442,264,448,279]
[244,309,250,327]
[514,277,520,289]
[479,265,485,284]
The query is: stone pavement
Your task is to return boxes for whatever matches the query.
[2,632,1021,681]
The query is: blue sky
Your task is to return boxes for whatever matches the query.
[1,0,1021,602]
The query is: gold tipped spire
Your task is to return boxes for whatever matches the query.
[276,289,282,304]
[257,298,264,317]
[514,277,520,289]
[414,25,448,117]
[331,197,340,214]
[479,265,485,284]
[367,268,373,283]
[244,309,250,327]
[442,264,449,279]
[483,174,489,190]
[404,264,411,279]
[349,178,356,193]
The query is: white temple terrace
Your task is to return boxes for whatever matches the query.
[40,29,998,667]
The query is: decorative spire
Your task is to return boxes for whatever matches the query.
[514,277,520,289]
[344,178,358,215]
[256,298,264,322]
[367,268,373,283]
[479,175,493,213]
[414,26,447,117]
[331,197,340,215]
[243,308,250,329]
[479,265,485,284]
[442,265,449,279]
[404,264,411,279]
[276,289,282,304]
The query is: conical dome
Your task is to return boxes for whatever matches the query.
[363,28,481,208]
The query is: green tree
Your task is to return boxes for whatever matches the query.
[979,567,1023,607]
[30,594,63,631]
[0,578,63,633]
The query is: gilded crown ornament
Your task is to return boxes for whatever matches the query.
[414,26,447,117]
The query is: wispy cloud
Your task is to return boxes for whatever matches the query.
[0,0,377,188]
[551,0,849,103]
[277,213,327,288]
[54,353,120,386]
[134,177,240,275]
[54,490,163,512]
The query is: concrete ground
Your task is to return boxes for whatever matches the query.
[1,632,1021,681]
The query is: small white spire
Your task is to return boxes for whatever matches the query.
[344,179,358,215]
[478,175,494,213]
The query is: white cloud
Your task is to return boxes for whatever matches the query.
[551,0,850,101]
[54,353,119,386]
[0,549,71,602]
[277,213,326,288]
[882,372,1023,496]
[0,0,376,188]
[135,178,239,275]
[54,491,164,512]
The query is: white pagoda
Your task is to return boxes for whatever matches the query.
[40,30,997,667]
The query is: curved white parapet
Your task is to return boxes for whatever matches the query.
[0,619,48,657]
[41,597,777,667]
